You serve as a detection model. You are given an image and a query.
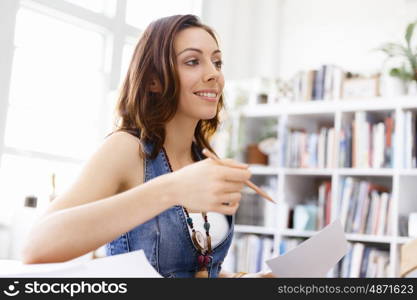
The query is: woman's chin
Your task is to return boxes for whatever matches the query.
[199,112,217,120]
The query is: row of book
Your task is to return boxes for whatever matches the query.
[290,181,332,231]
[283,126,335,168]
[224,234,275,273]
[404,110,417,168]
[338,177,392,236]
[279,238,303,255]
[228,237,390,277]
[292,65,344,102]
[260,111,400,169]
[332,243,390,278]
[279,239,390,278]
[339,112,394,168]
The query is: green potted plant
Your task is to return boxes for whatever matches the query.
[378,20,417,95]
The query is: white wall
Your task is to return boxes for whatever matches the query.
[202,0,417,80]
[278,0,417,79]
[201,0,283,80]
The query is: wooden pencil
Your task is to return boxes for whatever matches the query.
[202,148,276,204]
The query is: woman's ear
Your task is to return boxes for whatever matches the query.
[149,78,162,93]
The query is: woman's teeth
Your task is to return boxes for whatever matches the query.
[195,92,217,98]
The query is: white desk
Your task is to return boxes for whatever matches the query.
[0,250,162,277]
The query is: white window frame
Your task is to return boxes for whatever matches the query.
[0,0,143,168]
[0,0,202,169]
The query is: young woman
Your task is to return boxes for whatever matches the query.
[22,14,273,278]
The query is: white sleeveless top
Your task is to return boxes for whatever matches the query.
[185,211,229,248]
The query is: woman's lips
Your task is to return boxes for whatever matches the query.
[194,93,218,102]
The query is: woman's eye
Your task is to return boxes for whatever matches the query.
[214,60,223,69]
[184,59,223,69]
[185,59,199,66]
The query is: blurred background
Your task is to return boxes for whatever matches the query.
[1,0,417,277]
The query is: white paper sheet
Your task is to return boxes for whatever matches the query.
[266,219,349,277]
[0,250,162,278]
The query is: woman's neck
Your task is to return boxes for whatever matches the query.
[164,115,199,170]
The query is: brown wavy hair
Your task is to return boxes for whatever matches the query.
[110,14,224,160]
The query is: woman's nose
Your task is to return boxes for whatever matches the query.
[203,62,221,82]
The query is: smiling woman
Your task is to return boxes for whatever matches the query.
[114,15,225,160]
[175,28,225,121]
[107,15,231,278]
[21,14,274,278]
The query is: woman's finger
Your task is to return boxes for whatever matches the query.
[261,272,276,278]
[218,192,241,206]
[218,201,239,215]
[219,181,245,193]
[220,158,249,169]
[218,166,252,182]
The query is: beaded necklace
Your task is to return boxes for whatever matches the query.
[162,146,212,278]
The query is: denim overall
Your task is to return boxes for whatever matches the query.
[105,133,234,278]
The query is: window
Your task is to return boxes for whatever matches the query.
[64,0,116,15]
[0,6,107,223]
[125,0,202,30]
[120,41,136,83]
[0,0,203,227]
[7,8,104,159]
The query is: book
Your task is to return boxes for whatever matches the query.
[377,192,389,236]
[340,177,354,228]
[360,247,371,277]
[349,243,365,277]
[384,113,394,168]
[341,243,353,277]
[323,65,333,100]
[317,183,326,229]
[324,181,332,226]
[345,181,359,232]
[412,112,416,167]
[318,127,327,168]
[261,237,274,271]
[313,66,325,100]
[359,188,371,234]
[352,181,369,233]
[405,111,412,168]
[365,190,379,234]
[346,122,352,167]
[372,191,383,235]
[339,127,347,167]
[332,67,344,100]
[326,127,335,168]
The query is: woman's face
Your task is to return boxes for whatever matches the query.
[174,27,224,120]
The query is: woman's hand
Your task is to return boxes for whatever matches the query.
[218,269,276,278]
[241,271,276,278]
[169,157,251,215]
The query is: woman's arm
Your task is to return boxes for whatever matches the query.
[22,132,251,264]
[22,132,176,263]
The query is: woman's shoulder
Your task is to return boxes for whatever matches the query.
[115,128,141,139]
[103,130,144,191]
[107,129,140,142]
[104,131,142,155]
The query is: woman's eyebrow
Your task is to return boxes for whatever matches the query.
[176,48,221,56]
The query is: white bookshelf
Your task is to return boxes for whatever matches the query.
[281,228,396,244]
[234,224,276,235]
[226,93,417,277]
